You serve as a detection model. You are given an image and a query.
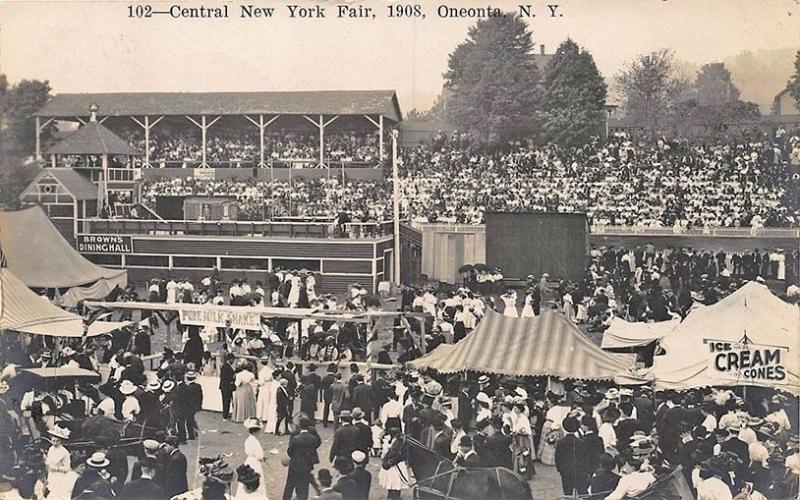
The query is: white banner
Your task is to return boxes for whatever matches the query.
[706,340,788,385]
[179,305,262,330]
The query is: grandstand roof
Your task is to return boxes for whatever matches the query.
[45,122,138,156]
[35,90,403,122]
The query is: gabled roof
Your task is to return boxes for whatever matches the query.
[46,122,138,156]
[35,90,403,122]
[42,169,98,200]
[411,309,634,380]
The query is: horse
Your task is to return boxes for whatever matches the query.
[79,415,165,453]
[402,434,533,500]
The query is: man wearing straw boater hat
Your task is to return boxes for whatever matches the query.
[72,452,114,498]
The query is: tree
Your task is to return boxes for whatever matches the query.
[614,49,687,131]
[444,14,540,147]
[4,79,51,153]
[537,38,607,146]
[788,50,800,109]
[0,75,48,209]
[693,63,740,107]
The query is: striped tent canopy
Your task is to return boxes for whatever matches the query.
[411,310,634,380]
[0,268,124,337]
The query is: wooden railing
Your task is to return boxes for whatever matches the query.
[77,217,401,239]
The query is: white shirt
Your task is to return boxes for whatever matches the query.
[606,471,656,499]
[97,397,116,416]
[122,395,140,420]
[701,414,718,433]
[380,400,403,426]
[694,476,733,500]
[598,422,617,452]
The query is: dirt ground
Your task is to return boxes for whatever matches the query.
[175,410,565,500]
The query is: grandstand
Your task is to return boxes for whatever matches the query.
[21,90,800,290]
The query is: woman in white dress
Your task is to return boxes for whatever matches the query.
[256,359,276,426]
[287,274,301,308]
[45,426,77,500]
[521,290,536,318]
[510,400,535,479]
[305,274,317,302]
[379,427,410,500]
[501,291,518,318]
[238,420,268,499]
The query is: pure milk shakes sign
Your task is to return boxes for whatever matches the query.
[178,305,262,330]
[706,340,787,384]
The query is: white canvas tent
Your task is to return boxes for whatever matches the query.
[644,282,800,394]
[602,317,681,350]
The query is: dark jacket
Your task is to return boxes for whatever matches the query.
[351,383,373,415]
[219,362,235,392]
[182,337,204,369]
[589,469,620,498]
[555,433,589,478]
[277,386,292,417]
[453,450,481,467]
[287,429,321,472]
[118,477,166,500]
[321,373,336,403]
[346,467,372,500]
[481,432,512,469]
[354,421,373,454]
[330,423,361,462]
[186,382,203,412]
[164,449,189,497]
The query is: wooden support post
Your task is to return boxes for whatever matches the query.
[318,114,324,168]
[244,114,279,169]
[379,115,384,161]
[131,116,163,168]
[201,115,207,167]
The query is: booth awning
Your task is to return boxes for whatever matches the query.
[642,282,800,394]
[0,268,127,337]
[411,310,634,381]
[601,317,681,350]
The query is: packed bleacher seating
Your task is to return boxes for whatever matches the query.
[140,129,800,228]
[141,177,392,221]
[123,128,382,166]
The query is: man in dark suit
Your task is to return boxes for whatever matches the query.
[614,402,643,454]
[219,354,235,420]
[282,417,321,500]
[185,371,203,439]
[329,410,361,463]
[119,457,165,499]
[161,437,189,498]
[350,376,373,421]
[481,418,512,469]
[555,417,589,496]
[457,385,474,431]
[282,363,298,415]
[432,418,454,460]
[348,450,372,500]
[320,364,337,428]
[453,435,481,467]
[351,408,373,456]
[276,378,293,435]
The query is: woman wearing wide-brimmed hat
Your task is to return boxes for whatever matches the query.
[45,426,75,499]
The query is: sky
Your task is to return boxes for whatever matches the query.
[1,0,798,112]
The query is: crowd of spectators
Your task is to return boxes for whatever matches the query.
[138,129,800,228]
[122,129,382,166]
[141,177,392,221]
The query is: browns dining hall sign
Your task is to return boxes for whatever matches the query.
[77,235,134,254]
